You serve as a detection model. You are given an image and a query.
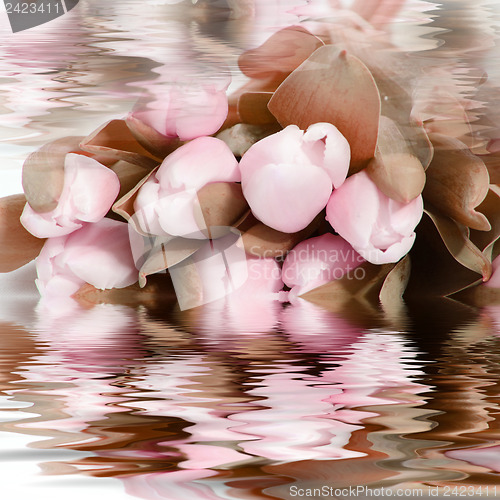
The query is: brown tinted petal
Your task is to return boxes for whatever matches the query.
[193,182,249,239]
[366,116,426,203]
[0,194,46,272]
[80,119,162,169]
[22,136,83,213]
[237,92,279,126]
[268,46,381,173]
[424,134,490,231]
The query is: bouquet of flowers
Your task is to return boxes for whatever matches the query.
[2,10,500,311]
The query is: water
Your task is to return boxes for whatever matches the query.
[2,0,500,498]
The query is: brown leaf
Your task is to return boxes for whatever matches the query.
[425,207,491,281]
[108,161,156,202]
[0,194,46,272]
[301,261,395,306]
[193,182,249,239]
[240,216,321,259]
[424,134,490,231]
[469,187,500,261]
[138,238,204,288]
[216,123,280,157]
[237,92,278,126]
[379,255,411,306]
[238,25,324,81]
[268,46,381,173]
[366,116,426,203]
[80,119,162,169]
[126,114,182,159]
[22,136,83,213]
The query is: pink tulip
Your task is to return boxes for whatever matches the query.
[239,123,350,233]
[326,170,423,264]
[128,75,230,142]
[282,233,364,300]
[134,137,240,238]
[21,153,120,238]
[485,255,500,288]
[36,218,137,299]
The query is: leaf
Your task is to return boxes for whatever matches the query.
[425,207,491,280]
[366,116,426,203]
[193,182,249,239]
[138,238,204,288]
[238,25,324,81]
[237,92,278,126]
[22,136,83,213]
[240,215,321,259]
[469,187,500,261]
[216,123,280,157]
[80,119,161,169]
[0,194,46,272]
[423,134,490,231]
[268,45,381,173]
[379,255,411,306]
[301,261,395,306]
[109,160,157,201]
[126,114,183,159]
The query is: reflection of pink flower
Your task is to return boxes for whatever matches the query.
[446,446,500,472]
[326,170,423,264]
[36,218,137,299]
[21,154,120,238]
[239,123,350,233]
[134,137,239,237]
[282,233,364,300]
[128,76,230,142]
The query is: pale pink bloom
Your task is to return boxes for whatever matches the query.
[21,153,120,238]
[134,137,240,238]
[282,233,364,300]
[239,123,350,233]
[35,218,137,299]
[446,446,500,473]
[129,75,230,141]
[326,170,423,264]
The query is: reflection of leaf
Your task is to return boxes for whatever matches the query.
[424,134,490,230]
[22,136,82,213]
[301,261,395,306]
[425,208,491,280]
[139,238,204,288]
[268,46,380,172]
[0,195,45,272]
[80,119,161,169]
[366,117,426,203]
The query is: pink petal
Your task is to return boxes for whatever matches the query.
[357,233,416,265]
[21,203,82,238]
[157,137,240,191]
[326,171,380,250]
[61,219,138,290]
[243,161,332,233]
[156,189,203,238]
[303,122,350,188]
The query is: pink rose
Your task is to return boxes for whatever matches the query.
[239,123,350,233]
[282,233,364,300]
[36,218,137,299]
[326,170,423,264]
[21,153,120,238]
[134,136,240,238]
[128,75,230,142]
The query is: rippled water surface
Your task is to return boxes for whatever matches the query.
[3,1,500,499]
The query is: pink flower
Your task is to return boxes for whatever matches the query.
[239,123,350,233]
[282,233,364,300]
[134,137,240,238]
[485,255,500,288]
[35,218,137,299]
[326,170,423,264]
[21,154,120,238]
[128,76,230,142]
